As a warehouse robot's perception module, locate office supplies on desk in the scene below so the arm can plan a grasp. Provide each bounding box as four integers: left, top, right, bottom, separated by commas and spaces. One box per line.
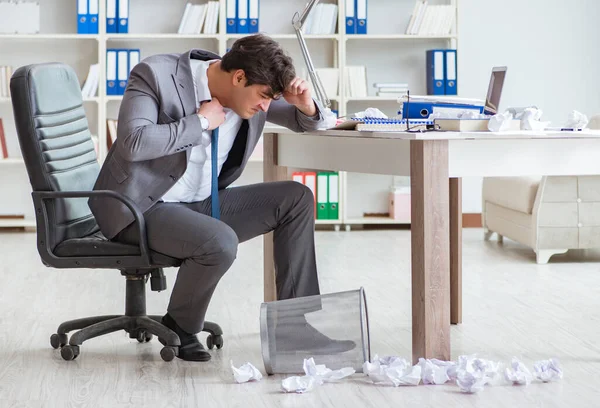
435, 118, 520, 131
403, 66, 507, 119
333, 117, 433, 131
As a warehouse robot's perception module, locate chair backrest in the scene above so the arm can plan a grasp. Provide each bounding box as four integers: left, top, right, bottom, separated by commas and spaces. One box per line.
10, 63, 100, 249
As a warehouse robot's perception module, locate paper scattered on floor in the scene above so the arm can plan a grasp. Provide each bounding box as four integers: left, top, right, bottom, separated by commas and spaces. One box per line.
281, 375, 317, 393
455, 354, 501, 393
363, 355, 421, 386
504, 357, 533, 386
533, 359, 563, 383
281, 358, 355, 393
418, 358, 457, 385
231, 361, 263, 383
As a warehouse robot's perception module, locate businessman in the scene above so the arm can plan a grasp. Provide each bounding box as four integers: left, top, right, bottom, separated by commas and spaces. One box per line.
89, 34, 354, 361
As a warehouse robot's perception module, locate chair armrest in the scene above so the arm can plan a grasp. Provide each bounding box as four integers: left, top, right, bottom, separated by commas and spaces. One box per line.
32, 190, 151, 267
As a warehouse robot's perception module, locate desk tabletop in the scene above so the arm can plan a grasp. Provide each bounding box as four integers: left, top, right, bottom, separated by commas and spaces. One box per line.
263, 124, 600, 141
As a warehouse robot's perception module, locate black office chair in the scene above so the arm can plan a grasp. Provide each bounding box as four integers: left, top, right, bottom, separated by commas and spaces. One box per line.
10, 62, 223, 361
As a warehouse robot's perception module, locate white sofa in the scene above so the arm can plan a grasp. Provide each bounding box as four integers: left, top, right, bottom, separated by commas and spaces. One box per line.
482, 114, 600, 264
482, 175, 600, 263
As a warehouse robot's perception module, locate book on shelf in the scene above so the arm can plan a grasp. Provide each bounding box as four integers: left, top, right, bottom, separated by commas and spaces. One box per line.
298, 67, 339, 99
77, 0, 99, 34
106, 119, 118, 149
0, 66, 13, 98
345, 66, 367, 98
81, 64, 99, 99
303, 3, 338, 35
374, 82, 408, 98
405, 1, 455, 36
178, 1, 220, 34
0, 118, 8, 159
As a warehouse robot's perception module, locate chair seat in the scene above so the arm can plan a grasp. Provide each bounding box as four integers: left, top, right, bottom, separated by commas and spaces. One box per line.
54, 231, 181, 268
482, 176, 542, 214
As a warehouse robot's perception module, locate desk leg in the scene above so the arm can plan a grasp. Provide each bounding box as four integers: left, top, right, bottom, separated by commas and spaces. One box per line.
450, 178, 463, 325
263, 133, 287, 302
410, 140, 450, 364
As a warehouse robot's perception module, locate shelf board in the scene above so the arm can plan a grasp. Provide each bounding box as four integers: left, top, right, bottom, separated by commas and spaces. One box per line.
345, 216, 409, 225
105, 96, 123, 102
346, 34, 456, 40
106, 34, 220, 40
0, 218, 36, 228
0, 34, 99, 40
0, 158, 24, 164
226, 34, 340, 40
316, 219, 342, 225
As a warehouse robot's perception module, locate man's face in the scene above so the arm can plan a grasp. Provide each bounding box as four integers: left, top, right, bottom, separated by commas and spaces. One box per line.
229, 71, 279, 119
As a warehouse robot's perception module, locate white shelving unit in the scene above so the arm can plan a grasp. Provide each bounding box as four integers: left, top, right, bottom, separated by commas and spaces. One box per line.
0, 0, 458, 229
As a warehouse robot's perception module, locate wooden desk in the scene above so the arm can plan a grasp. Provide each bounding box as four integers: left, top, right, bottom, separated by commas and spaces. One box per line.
262, 126, 600, 363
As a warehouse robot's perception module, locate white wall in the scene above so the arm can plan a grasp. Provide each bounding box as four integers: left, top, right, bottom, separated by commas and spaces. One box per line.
458, 0, 600, 212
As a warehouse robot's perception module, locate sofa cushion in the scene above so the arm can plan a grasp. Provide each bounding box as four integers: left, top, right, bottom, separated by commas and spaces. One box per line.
482, 176, 542, 214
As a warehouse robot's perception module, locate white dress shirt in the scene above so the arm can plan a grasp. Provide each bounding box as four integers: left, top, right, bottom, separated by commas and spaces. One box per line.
162, 59, 243, 203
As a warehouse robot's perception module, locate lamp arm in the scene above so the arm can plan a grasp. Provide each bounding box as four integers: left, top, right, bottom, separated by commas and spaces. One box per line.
292, 0, 331, 109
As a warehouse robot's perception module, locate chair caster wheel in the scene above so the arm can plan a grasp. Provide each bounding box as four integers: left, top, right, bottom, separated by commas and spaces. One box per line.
136, 331, 153, 343
160, 346, 178, 362
207, 334, 223, 350
50, 333, 68, 349
61, 345, 80, 361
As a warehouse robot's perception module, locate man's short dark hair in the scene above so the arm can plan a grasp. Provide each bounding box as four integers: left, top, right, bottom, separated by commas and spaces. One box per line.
221, 34, 296, 99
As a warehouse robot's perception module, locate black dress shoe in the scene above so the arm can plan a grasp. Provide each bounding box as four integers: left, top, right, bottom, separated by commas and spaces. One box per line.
161, 313, 211, 362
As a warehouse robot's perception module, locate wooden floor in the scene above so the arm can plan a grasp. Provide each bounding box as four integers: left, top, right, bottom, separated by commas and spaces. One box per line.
1, 228, 600, 407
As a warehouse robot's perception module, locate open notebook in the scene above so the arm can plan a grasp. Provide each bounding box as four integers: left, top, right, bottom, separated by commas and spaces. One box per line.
332, 117, 434, 132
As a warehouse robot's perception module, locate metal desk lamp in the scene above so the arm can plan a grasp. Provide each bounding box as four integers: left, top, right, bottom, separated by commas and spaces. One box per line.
292, 0, 331, 110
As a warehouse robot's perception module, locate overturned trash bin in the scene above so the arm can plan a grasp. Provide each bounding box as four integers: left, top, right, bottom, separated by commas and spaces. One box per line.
260, 287, 371, 375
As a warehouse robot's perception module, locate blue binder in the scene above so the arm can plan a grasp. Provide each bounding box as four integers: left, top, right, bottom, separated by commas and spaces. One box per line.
118, 0, 129, 33
402, 101, 483, 119
226, 0, 237, 33
426, 49, 446, 95
117, 50, 129, 95
237, 0, 249, 33
106, 0, 118, 33
106, 49, 118, 95
356, 0, 367, 34
345, 0, 356, 34
445, 49, 457, 95
249, 0, 259, 33
89, 0, 99, 34
77, 0, 88, 34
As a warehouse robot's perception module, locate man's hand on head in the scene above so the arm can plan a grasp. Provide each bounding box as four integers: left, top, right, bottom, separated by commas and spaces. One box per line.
283, 77, 317, 117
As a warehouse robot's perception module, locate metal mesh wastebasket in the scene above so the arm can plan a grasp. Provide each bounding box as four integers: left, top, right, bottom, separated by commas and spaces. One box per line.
260, 287, 371, 375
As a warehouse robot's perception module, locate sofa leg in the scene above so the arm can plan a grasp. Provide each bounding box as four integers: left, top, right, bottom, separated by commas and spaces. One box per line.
536, 249, 568, 264
497, 234, 504, 243
484, 228, 493, 241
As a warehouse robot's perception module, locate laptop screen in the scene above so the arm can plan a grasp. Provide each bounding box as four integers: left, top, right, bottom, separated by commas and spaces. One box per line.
484, 67, 507, 115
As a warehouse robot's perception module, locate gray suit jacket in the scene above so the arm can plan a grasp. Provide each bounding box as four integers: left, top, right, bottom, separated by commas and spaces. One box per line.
89, 49, 326, 239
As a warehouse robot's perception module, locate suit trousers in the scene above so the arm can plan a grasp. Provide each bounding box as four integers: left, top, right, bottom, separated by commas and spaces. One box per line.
114, 180, 320, 334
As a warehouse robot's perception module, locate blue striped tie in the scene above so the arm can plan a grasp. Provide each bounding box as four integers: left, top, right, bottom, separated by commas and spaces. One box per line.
211, 127, 220, 219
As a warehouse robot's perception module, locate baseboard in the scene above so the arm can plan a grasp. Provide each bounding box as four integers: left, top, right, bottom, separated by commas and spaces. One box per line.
462, 213, 482, 228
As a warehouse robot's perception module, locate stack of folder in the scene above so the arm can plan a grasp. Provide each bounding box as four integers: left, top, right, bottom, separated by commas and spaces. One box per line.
106, 0, 129, 34
226, 0, 259, 34
345, 0, 367, 34
77, 0, 99, 34
426, 49, 457, 96
292, 171, 339, 220
106, 49, 140, 96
